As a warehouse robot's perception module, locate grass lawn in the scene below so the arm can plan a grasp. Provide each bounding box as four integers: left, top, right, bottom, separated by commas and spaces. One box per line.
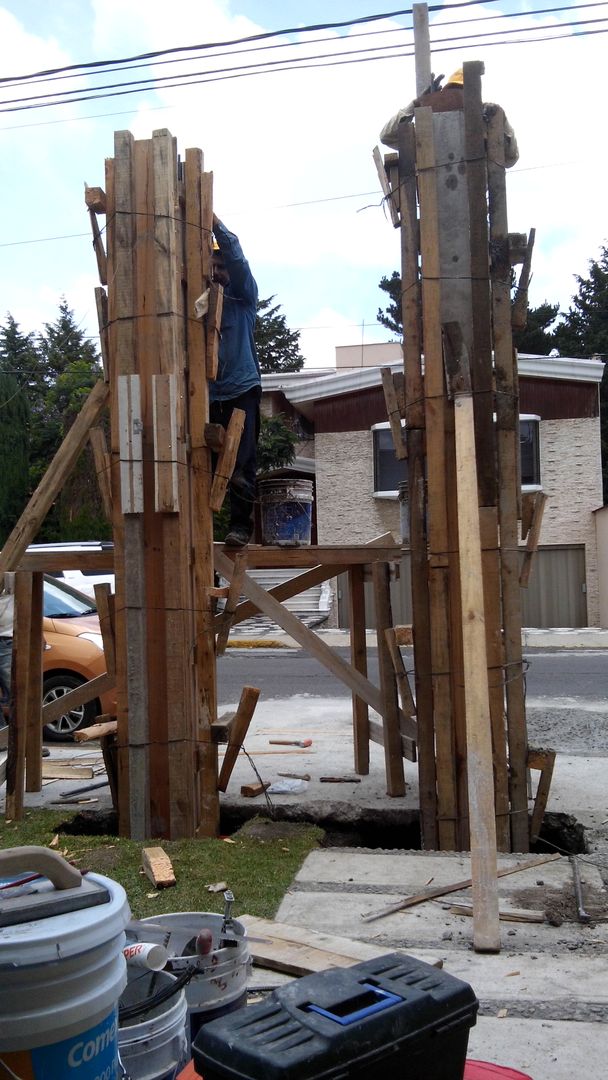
0, 810, 323, 920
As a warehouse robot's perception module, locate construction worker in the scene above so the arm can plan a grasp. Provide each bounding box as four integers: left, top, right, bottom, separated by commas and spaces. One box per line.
380, 68, 518, 167
210, 214, 261, 548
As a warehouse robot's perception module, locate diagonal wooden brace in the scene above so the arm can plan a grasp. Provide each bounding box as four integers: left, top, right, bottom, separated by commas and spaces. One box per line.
209, 407, 245, 512
384, 627, 416, 716
381, 367, 407, 460
215, 551, 248, 655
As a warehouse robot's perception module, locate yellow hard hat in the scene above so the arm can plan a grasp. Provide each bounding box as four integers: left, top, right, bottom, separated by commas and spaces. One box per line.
212, 238, 220, 252
445, 68, 463, 87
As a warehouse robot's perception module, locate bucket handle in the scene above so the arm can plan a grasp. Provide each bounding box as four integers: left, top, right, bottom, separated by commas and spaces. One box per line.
0, 846, 82, 890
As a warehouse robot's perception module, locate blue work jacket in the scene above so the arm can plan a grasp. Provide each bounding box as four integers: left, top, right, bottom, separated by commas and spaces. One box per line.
210, 219, 261, 402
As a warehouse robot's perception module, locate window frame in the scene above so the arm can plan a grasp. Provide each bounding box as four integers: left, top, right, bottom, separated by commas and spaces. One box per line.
371, 414, 541, 498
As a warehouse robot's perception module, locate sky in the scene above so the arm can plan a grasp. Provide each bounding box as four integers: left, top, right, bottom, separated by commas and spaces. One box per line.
0, 0, 606, 368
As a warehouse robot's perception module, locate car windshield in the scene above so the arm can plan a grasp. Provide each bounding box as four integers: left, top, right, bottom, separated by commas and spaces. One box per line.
43, 577, 97, 618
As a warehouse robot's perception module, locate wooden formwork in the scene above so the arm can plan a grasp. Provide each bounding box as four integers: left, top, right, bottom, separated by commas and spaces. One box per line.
379, 49, 533, 901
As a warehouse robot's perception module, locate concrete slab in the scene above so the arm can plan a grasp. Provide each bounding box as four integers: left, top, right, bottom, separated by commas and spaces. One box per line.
466, 1018, 607, 1080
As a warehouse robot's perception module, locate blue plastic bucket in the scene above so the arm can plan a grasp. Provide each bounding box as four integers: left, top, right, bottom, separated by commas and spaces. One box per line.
259, 479, 313, 546
0, 847, 129, 1079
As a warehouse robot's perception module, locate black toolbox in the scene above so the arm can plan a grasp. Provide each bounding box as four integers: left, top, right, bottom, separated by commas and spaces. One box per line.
192, 952, 478, 1080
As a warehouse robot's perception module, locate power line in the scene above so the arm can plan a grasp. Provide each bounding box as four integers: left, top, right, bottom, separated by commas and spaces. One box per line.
1, 17, 606, 115
0, 1, 500, 85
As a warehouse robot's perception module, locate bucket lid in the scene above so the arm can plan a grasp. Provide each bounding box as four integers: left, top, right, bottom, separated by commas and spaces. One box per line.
0, 872, 130, 967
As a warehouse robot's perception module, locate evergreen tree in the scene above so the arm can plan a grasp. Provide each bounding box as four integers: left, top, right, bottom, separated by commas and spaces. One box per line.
513, 302, 559, 355
377, 271, 403, 337
0, 370, 29, 544
257, 414, 298, 474
35, 300, 106, 540
255, 296, 304, 373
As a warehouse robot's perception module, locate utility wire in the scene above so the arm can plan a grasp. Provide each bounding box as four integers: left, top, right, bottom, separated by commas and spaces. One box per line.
6, 3, 604, 91
0, 0, 502, 85
1, 18, 606, 115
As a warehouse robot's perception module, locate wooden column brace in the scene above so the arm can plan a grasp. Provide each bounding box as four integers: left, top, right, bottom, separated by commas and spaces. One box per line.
94, 583, 116, 677
206, 283, 224, 380
95, 287, 110, 380
372, 146, 400, 228
25, 572, 44, 794
519, 492, 547, 588
380, 366, 407, 460
6, 573, 32, 817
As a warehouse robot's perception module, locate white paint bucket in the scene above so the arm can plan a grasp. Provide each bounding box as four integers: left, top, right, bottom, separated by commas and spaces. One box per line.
0, 846, 129, 1079
118, 969, 188, 1080
138, 912, 251, 1048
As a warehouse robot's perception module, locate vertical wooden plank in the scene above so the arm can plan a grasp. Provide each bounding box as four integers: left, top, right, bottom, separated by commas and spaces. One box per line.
117, 374, 144, 514
480, 507, 510, 850
453, 389, 500, 952
110, 128, 150, 840
5, 573, 31, 819
380, 367, 407, 459
428, 565, 458, 850
94, 583, 116, 678
25, 572, 43, 792
153, 373, 179, 512
185, 154, 218, 837
152, 128, 195, 840
95, 287, 110, 380
349, 564, 369, 775
463, 61, 496, 508
487, 107, 529, 853
372, 562, 406, 796
397, 122, 424, 431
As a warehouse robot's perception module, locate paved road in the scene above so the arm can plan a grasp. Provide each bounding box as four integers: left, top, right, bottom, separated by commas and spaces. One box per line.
218, 645, 608, 704
217, 646, 608, 755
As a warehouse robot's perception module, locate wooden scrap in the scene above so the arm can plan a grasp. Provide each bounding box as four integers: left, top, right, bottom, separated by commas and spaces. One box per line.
203, 423, 225, 452
142, 846, 176, 888
215, 551, 248, 655
240, 782, 270, 798
84, 184, 107, 213
41, 763, 94, 781
42, 672, 115, 728
74, 718, 118, 742
393, 625, 413, 647
528, 746, 556, 843
206, 282, 224, 379
448, 902, 545, 923
239, 915, 442, 977
372, 146, 400, 227
320, 776, 361, 784
87, 204, 107, 284
361, 853, 561, 922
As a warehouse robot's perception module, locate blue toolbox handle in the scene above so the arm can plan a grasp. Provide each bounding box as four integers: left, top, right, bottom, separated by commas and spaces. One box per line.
305, 984, 403, 1026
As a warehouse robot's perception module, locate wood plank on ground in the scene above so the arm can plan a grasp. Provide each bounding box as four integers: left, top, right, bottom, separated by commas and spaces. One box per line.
240, 916, 442, 976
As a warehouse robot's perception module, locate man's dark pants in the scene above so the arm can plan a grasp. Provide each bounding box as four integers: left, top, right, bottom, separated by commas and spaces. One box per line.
210, 385, 261, 534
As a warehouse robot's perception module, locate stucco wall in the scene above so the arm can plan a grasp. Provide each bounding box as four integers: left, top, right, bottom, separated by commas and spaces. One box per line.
314, 417, 603, 626
315, 430, 401, 545
536, 417, 602, 625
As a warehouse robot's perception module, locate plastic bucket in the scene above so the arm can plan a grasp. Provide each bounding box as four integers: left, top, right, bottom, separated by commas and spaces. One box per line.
118, 969, 188, 1080
259, 479, 313, 546
0, 846, 129, 1079
137, 913, 250, 1049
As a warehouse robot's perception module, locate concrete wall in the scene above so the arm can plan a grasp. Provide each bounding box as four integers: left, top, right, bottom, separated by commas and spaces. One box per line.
537, 417, 602, 625
313, 416, 604, 627
336, 342, 402, 369
594, 505, 608, 628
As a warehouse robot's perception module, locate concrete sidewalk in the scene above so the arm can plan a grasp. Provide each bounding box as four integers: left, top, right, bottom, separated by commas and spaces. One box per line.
228, 625, 608, 649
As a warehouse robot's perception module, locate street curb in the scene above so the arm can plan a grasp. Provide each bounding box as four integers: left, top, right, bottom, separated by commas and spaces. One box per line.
228, 628, 608, 649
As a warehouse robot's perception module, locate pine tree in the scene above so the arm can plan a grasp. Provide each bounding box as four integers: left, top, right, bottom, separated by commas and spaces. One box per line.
513, 302, 559, 355
377, 271, 403, 337
255, 297, 304, 373
0, 370, 29, 544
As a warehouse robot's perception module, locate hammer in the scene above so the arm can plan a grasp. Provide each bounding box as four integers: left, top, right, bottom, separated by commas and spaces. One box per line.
269, 738, 312, 748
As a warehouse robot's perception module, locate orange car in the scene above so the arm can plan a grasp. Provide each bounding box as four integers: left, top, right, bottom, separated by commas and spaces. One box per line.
42, 576, 116, 741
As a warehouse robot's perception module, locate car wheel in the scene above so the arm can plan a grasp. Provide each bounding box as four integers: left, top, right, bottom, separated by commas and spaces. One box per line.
42, 674, 98, 742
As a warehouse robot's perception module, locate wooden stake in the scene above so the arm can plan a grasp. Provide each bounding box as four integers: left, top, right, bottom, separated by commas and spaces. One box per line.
372, 563, 406, 796
210, 407, 245, 512
217, 685, 260, 792
349, 564, 370, 775
380, 367, 407, 459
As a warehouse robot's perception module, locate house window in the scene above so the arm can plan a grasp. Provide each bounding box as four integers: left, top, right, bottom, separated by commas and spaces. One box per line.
372, 416, 540, 495
372, 424, 407, 495
520, 416, 541, 487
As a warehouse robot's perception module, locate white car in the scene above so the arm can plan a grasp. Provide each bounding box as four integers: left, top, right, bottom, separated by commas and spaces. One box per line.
26, 541, 115, 599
